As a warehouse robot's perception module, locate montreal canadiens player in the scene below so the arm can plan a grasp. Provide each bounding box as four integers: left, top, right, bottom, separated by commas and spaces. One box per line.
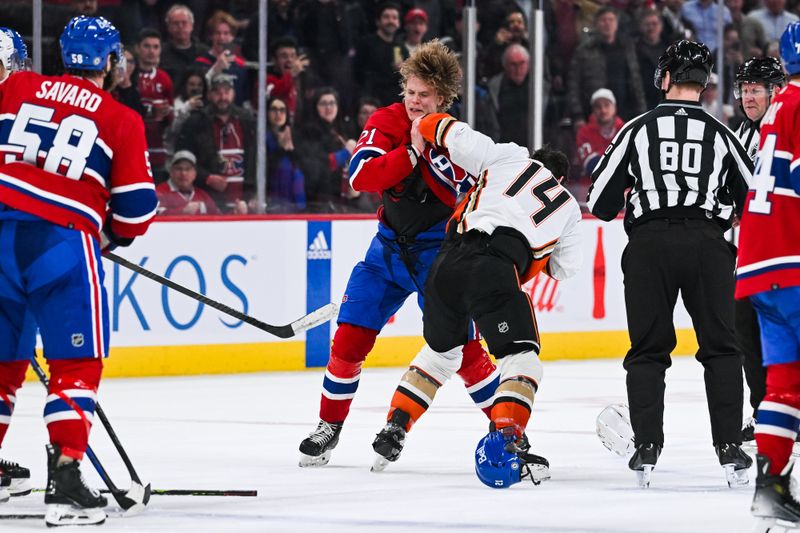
396, 112, 582, 488
299, 41, 501, 467
0, 16, 157, 526
737, 22, 800, 532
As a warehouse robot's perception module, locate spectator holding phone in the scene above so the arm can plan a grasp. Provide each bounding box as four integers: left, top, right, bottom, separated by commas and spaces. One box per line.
264, 37, 308, 119
166, 68, 207, 153
195, 10, 250, 105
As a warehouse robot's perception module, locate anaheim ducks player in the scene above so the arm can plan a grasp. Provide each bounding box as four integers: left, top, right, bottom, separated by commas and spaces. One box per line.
372, 112, 582, 487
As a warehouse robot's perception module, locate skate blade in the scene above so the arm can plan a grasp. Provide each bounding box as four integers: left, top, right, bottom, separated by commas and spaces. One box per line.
44, 504, 106, 527
298, 450, 332, 468
10, 478, 32, 497
750, 516, 800, 533
724, 464, 750, 488
371, 454, 390, 473
636, 465, 654, 488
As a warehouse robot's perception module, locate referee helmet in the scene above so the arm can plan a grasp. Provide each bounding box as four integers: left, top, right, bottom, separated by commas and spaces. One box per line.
654, 40, 713, 90
734, 57, 786, 98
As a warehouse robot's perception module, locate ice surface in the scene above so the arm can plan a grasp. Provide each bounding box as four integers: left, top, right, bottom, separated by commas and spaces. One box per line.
0, 356, 758, 532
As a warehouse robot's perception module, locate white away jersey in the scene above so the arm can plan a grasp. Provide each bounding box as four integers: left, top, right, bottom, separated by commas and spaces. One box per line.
419, 114, 582, 282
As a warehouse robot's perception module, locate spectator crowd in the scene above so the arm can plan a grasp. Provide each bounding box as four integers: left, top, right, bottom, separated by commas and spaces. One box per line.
2, 0, 798, 214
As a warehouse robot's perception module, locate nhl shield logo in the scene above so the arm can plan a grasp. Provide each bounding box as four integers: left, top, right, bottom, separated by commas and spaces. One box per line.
498, 322, 509, 333
71, 333, 85, 348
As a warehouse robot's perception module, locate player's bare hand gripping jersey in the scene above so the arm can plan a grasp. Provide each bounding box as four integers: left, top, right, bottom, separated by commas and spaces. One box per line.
0, 72, 157, 240
736, 81, 800, 298
418, 114, 583, 282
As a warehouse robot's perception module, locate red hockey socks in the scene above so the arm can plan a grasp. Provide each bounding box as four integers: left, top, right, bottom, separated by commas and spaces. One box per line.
45, 358, 103, 461
319, 324, 377, 424
0, 360, 30, 447
457, 340, 499, 419
755, 361, 800, 475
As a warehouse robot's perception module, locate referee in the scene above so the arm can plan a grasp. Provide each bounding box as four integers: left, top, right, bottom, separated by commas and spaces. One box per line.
587, 40, 754, 487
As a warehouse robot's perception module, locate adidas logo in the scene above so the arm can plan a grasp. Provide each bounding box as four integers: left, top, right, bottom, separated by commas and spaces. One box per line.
675, 108, 688, 116
307, 231, 331, 260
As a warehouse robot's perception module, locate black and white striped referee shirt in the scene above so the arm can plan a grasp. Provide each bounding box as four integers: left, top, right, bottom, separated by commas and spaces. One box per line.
587, 100, 754, 232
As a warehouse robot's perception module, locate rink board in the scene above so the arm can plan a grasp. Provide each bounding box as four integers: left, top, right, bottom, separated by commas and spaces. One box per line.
32, 216, 698, 378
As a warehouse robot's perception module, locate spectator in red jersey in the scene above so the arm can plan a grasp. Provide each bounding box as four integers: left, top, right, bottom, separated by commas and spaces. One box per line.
267, 96, 306, 212
402, 8, 429, 56
575, 88, 624, 182
156, 150, 221, 216
160, 4, 210, 84
135, 28, 174, 183
195, 10, 250, 105
264, 37, 308, 119
175, 73, 255, 214
297, 87, 356, 211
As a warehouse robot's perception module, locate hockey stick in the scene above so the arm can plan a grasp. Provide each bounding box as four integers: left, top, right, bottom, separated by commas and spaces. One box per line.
31, 488, 257, 497
104, 252, 338, 339
29, 357, 151, 513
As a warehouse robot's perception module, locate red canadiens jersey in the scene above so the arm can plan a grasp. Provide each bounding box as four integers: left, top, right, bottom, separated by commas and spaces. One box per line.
0, 72, 157, 240
137, 67, 174, 169
735, 81, 800, 298
156, 181, 220, 215
347, 103, 474, 209
576, 115, 624, 179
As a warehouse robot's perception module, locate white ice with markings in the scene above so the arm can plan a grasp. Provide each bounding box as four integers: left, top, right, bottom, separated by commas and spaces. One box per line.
0, 357, 763, 532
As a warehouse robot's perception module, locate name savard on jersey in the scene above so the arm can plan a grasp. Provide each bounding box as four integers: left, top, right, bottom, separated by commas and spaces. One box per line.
0, 71, 157, 240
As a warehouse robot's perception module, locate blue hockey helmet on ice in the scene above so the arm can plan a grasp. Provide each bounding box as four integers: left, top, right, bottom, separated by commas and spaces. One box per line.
59, 16, 123, 72
780, 22, 800, 76
475, 431, 522, 489
0, 27, 29, 72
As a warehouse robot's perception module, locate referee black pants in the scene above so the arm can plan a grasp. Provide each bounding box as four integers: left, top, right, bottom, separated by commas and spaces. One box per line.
622, 218, 743, 447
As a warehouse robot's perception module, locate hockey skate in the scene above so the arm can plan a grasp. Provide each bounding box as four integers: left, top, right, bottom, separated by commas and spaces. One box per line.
628, 442, 661, 488
751, 455, 800, 533
44, 444, 107, 527
299, 420, 343, 467
717, 443, 753, 488
371, 410, 409, 472
0, 457, 31, 496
